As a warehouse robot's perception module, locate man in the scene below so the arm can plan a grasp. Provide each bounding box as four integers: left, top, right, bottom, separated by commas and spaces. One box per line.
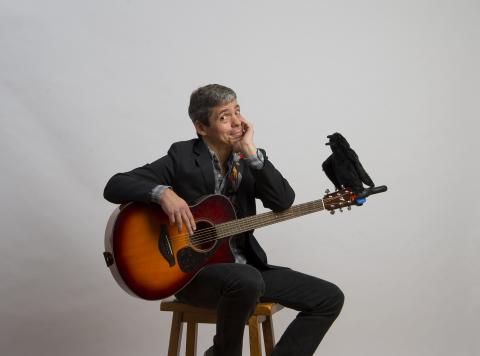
104, 84, 344, 356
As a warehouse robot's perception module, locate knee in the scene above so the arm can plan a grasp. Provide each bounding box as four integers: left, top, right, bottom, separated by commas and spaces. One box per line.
332, 284, 345, 311
325, 283, 345, 316
311, 282, 345, 317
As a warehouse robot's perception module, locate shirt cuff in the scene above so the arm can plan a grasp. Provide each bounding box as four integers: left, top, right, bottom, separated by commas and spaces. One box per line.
150, 185, 171, 204
244, 149, 264, 170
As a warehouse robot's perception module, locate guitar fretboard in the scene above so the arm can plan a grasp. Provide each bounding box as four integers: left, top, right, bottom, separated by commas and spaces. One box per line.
215, 199, 325, 238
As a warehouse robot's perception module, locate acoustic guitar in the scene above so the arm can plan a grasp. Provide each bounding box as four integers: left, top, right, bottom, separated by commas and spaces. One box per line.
103, 186, 386, 300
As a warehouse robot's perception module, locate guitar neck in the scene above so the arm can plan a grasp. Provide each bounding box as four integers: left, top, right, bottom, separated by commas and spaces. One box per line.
215, 199, 325, 238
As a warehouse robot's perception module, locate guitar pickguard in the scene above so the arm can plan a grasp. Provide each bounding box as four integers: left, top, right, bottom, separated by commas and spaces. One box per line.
177, 246, 216, 273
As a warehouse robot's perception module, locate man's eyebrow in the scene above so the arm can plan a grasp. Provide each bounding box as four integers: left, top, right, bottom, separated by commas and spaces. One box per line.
216, 104, 240, 117
217, 109, 230, 116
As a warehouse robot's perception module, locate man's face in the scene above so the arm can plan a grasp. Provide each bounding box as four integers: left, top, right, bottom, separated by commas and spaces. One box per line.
196, 99, 244, 148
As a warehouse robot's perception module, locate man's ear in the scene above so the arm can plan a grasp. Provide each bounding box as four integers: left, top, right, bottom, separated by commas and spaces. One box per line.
195, 121, 207, 137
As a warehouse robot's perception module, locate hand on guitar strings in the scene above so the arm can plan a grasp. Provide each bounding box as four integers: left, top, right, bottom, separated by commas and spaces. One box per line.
158, 188, 196, 235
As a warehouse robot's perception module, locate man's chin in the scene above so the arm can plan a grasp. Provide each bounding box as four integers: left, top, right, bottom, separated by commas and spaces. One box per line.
227, 138, 240, 146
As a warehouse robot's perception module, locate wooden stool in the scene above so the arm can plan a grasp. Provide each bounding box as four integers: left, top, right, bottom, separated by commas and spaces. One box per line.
160, 300, 283, 356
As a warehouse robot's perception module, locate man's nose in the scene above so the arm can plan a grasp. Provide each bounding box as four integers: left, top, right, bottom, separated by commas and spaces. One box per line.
231, 114, 241, 127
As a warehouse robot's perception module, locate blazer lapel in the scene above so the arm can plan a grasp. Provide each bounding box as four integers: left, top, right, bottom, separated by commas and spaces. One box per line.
193, 139, 215, 193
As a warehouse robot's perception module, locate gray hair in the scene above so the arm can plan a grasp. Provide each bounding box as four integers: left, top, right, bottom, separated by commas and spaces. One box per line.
188, 84, 237, 126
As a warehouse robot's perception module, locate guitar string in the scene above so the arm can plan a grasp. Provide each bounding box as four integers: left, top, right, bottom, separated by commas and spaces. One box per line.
164, 193, 351, 246
185, 195, 351, 246
169, 198, 327, 245
167, 194, 349, 246
188, 201, 324, 245
174, 202, 318, 246
189, 204, 323, 247
182, 192, 351, 245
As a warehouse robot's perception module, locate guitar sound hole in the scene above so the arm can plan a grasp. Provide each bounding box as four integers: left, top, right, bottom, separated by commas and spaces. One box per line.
190, 221, 216, 251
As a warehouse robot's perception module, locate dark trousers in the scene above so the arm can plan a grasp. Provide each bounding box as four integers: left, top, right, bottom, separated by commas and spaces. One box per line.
175, 263, 344, 356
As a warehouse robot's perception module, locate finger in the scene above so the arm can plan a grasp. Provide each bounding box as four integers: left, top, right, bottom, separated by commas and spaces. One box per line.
186, 209, 196, 231
241, 121, 251, 135
174, 211, 183, 233
168, 212, 175, 225
240, 117, 251, 127
181, 210, 193, 235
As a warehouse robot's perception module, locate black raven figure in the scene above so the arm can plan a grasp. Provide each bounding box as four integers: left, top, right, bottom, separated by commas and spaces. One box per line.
322, 132, 374, 194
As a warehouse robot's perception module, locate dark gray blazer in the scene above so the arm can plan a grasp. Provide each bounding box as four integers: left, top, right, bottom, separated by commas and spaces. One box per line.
103, 138, 295, 269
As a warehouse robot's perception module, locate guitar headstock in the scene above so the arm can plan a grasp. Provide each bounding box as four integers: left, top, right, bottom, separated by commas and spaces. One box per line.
323, 188, 356, 214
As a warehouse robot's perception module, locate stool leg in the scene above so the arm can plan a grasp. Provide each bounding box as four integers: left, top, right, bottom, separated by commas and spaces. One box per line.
248, 316, 262, 356
262, 315, 275, 356
168, 311, 183, 356
186, 322, 198, 356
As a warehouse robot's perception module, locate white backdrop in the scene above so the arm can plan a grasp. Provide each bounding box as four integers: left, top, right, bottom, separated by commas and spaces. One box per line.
1, 1, 479, 355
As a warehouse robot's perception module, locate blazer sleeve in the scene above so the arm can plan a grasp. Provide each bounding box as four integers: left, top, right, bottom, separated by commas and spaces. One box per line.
103, 145, 177, 204
251, 149, 295, 212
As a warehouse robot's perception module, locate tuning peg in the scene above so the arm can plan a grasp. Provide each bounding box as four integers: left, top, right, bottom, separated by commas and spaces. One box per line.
347, 206, 351, 211
339, 208, 343, 212
330, 210, 335, 215
325, 189, 330, 194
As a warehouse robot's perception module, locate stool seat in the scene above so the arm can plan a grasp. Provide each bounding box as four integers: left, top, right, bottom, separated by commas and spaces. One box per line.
160, 300, 283, 356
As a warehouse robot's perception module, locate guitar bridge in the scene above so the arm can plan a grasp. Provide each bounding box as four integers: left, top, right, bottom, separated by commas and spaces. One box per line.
158, 224, 175, 267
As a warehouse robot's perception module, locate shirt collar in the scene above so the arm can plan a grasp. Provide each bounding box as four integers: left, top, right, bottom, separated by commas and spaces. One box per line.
203, 141, 241, 167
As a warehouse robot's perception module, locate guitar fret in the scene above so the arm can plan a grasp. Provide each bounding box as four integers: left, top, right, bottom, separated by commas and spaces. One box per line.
216, 199, 325, 238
